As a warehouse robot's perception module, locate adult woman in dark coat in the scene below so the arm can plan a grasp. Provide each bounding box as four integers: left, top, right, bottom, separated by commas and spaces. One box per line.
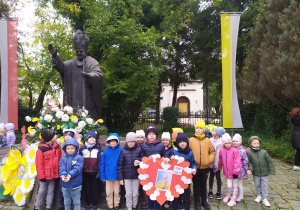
290, 107, 300, 170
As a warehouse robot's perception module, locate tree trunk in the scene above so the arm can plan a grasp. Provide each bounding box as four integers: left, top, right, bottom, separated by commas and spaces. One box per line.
34, 80, 50, 112
155, 80, 162, 125
205, 82, 210, 118
28, 88, 33, 109
172, 82, 178, 107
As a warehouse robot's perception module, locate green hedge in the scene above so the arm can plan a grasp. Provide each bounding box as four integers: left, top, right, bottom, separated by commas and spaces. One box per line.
162, 106, 179, 133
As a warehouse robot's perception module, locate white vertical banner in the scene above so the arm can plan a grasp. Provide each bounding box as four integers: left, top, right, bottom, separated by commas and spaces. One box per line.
221, 13, 243, 129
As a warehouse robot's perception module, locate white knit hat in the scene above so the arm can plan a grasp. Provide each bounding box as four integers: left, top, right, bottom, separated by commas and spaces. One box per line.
136, 130, 145, 138
161, 132, 171, 140
233, 133, 242, 144
222, 133, 232, 144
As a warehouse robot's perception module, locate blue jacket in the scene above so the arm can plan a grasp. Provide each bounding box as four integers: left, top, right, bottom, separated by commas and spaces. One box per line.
59, 138, 84, 190
79, 143, 101, 173
172, 150, 197, 169
141, 139, 165, 158
117, 143, 142, 180
100, 133, 122, 180
0, 134, 7, 148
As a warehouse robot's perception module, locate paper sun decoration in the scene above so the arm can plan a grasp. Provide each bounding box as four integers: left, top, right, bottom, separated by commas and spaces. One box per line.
138, 154, 193, 205
0, 144, 38, 206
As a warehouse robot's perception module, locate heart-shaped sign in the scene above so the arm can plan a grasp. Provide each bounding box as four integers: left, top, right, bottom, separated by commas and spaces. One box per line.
138, 154, 193, 205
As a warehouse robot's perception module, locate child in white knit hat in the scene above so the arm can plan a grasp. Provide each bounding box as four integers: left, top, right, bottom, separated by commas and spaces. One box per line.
232, 133, 249, 203
136, 130, 145, 147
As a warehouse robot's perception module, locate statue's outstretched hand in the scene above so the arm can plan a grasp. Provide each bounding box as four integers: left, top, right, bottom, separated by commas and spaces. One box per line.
48, 44, 57, 58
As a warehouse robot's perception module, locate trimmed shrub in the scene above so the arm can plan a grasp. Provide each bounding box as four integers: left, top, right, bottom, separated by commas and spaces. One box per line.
162, 106, 179, 133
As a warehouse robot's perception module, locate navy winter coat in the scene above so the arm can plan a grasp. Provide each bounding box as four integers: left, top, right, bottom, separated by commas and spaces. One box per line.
165, 146, 174, 158
141, 139, 165, 158
59, 138, 84, 190
79, 143, 101, 173
292, 115, 300, 149
117, 143, 142, 180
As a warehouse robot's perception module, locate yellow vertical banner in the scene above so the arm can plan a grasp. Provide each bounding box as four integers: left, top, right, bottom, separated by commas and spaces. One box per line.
221, 13, 243, 129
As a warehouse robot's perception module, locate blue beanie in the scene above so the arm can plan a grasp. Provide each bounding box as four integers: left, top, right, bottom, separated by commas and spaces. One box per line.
176, 133, 189, 144
205, 127, 209, 136
86, 131, 97, 141
215, 127, 226, 137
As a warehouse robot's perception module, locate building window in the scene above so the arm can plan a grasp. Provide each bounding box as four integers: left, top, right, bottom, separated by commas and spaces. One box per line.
176, 96, 190, 114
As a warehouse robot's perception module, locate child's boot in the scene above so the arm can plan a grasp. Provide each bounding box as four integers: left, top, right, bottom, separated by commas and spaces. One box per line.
208, 191, 214, 199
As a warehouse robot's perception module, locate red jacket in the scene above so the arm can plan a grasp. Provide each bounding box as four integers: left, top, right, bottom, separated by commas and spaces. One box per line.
36, 141, 61, 180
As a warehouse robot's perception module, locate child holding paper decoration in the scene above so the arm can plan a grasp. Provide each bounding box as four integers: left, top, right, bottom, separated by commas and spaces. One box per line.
171, 133, 197, 210
232, 133, 249, 203
218, 133, 241, 207
136, 125, 165, 210
117, 132, 142, 210
208, 126, 226, 200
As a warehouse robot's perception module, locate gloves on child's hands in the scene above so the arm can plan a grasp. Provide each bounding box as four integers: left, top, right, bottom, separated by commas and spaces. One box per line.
233, 174, 238, 179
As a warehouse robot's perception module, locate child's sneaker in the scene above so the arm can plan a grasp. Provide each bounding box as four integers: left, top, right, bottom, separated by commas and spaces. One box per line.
208, 191, 214, 199
255, 195, 262, 203
262, 199, 271, 207
236, 196, 244, 202
215, 192, 222, 200
227, 199, 236, 206
223, 195, 230, 203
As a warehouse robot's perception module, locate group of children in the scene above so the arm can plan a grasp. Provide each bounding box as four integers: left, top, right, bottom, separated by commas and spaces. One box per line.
34, 120, 275, 210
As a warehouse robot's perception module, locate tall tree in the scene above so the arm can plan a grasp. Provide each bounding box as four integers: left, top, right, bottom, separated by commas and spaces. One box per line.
240, 0, 300, 110
18, 2, 73, 111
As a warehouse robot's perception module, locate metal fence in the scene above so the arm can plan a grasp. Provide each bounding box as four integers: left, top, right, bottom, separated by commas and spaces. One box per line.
134, 113, 222, 130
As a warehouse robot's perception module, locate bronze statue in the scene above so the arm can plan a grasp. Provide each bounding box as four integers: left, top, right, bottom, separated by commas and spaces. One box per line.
48, 29, 103, 120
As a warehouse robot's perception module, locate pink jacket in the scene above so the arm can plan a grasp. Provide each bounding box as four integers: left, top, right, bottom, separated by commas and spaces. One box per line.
218, 146, 241, 179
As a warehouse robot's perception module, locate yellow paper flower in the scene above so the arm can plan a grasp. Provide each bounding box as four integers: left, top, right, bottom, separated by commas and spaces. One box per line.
18, 156, 28, 176
2, 178, 14, 195
57, 125, 61, 129
96, 119, 104, 123
6, 149, 22, 171
13, 186, 27, 206
70, 115, 77, 120
20, 174, 35, 194
32, 117, 39, 122
60, 136, 65, 143
27, 162, 37, 178
1, 164, 12, 182
27, 126, 35, 133
25, 144, 38, 164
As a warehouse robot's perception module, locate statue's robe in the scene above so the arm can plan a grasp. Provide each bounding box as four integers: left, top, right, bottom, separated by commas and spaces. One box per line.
52, 56, 103, 120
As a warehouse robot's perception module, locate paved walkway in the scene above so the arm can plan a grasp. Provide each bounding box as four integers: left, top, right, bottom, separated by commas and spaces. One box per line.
0, 145, 299, 209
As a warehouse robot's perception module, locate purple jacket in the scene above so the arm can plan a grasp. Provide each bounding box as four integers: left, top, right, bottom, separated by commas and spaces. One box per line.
236, 145, 249, 179
6, 131, 16, 146
218, 146, 241, 179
